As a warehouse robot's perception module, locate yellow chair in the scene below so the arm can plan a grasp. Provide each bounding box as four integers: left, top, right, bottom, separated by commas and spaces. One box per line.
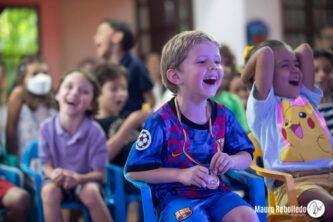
248, 133, 306, 222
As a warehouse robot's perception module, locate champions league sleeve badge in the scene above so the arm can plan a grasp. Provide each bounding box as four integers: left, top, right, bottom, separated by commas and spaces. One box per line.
136, 129, 152, 150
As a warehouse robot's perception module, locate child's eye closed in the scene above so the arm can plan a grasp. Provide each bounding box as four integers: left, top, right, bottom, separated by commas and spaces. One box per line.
79, 89, 89, 94
66, 84, 73, 89
281, 63, 290, 68
294, 62, 300, 68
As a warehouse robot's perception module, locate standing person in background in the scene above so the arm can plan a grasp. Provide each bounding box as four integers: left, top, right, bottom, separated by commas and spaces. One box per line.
6, 55, 57, 162
94, 18, 155, 113
314, 48, 333, 137
212, 44, 249, 132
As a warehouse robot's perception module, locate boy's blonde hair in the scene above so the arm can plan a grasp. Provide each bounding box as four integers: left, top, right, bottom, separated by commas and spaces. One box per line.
160, 30, 219, 93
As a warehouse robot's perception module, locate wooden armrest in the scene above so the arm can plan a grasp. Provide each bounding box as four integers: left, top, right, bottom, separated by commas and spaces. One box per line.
251, 161, 298, 207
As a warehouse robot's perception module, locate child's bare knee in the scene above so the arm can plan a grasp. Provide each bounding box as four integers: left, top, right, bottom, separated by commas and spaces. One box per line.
41, 183, 62, 204
78, 183, 102, 207
322, 199, 333, 221
6, 187, 30, 211
222, 206, 259, 222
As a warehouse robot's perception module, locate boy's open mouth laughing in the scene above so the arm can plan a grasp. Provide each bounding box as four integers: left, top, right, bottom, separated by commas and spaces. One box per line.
203, 76, 217, 85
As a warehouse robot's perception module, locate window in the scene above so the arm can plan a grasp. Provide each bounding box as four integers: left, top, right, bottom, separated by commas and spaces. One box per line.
282, 0, 333, 48
135, 0, 193, 58
0, 6, 39, 90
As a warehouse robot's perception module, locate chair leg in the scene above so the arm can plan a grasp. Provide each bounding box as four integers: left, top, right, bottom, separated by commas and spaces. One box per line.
83, 208, 92, 222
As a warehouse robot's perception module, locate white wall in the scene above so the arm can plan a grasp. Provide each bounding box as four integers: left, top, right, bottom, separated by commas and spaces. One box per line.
244, 0, 283, 42
193, 0, 283, 67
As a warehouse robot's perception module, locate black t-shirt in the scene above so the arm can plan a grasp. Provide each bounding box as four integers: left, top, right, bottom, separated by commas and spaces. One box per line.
95, 114, 140, 167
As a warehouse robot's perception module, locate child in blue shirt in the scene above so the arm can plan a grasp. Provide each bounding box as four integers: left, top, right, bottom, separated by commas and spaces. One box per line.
126, 30, 258, 222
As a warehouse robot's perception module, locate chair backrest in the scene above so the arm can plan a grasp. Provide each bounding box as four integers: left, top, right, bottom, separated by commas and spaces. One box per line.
20, 141, 44, 222
106, 163, 127, 222
248, 133, 303, 222
248, 133, 277, 207
123, 163, 158, 222
0, 164, 23, 187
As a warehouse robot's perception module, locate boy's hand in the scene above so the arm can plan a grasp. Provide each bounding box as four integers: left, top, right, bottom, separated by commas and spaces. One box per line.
63, 170, 80, 189
178, 165, 209, 188
51, 168, 65, 186
62, 170, 80, 190
210, 152, 234, 175
127, 109, 153, 128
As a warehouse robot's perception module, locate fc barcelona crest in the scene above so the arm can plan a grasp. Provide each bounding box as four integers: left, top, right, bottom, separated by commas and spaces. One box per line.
175, 207, 192, 221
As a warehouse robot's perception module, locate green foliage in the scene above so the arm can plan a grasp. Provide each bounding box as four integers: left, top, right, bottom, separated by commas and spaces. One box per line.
0, 8, 39, 90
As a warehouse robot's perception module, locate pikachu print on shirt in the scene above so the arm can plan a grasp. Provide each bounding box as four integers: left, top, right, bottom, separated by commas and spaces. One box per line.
277, 96, 333, 162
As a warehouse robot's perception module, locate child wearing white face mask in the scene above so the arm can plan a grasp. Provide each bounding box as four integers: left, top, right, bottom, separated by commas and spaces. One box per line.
6, 55, 57, 163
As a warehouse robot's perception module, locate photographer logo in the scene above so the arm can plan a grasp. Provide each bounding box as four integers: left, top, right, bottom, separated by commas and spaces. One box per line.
307, 200, 325, 218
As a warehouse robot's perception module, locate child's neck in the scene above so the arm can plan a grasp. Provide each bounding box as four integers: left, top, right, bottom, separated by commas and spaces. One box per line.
176, 96, 211, 125
59, 113, 85, 136
106, 47, 125, 64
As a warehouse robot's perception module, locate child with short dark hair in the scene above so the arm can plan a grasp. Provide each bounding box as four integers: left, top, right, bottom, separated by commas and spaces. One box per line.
39, 70, 112, 222
94, 63, 152, 165
242, 40, 333, 221
126, 30, 258, 222
314, 48, 333, 137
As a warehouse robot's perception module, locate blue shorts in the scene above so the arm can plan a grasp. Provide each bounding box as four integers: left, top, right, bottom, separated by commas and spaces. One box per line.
159, 192, 252, 222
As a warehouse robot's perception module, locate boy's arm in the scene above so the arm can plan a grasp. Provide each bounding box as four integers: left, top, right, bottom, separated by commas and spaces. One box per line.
294, 43, 314, 91
127, 166, 209, 188
43, 161, 55, 179
69, 169, 105, 183
107, 109, 152, 161
241, 46, 274, 100
230, 151, 252, 170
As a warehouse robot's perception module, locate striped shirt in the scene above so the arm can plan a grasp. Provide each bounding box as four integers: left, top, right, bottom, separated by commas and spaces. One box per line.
318, 101, 333, 137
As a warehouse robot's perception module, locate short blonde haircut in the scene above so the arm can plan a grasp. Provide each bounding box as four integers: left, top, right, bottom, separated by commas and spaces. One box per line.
160, 30, 219, 93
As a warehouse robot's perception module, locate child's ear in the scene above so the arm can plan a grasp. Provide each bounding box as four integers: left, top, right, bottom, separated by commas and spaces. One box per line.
55, 92, 60, 102
166, 69, 183, 85
112, 31, 124, 44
